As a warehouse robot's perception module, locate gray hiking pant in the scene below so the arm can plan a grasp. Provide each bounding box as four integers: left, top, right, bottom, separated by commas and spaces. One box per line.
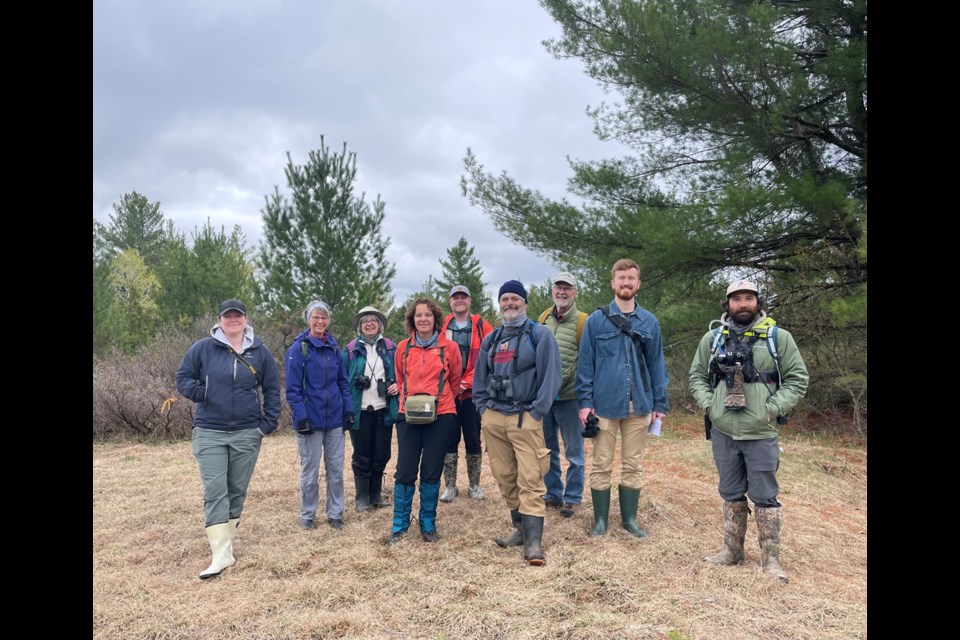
296, 429, 345, 523
192, 427, 263, 526
711, 428, 781, 507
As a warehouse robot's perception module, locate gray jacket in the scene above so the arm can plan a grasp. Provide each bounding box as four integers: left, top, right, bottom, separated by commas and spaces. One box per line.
472, 319, 562, 421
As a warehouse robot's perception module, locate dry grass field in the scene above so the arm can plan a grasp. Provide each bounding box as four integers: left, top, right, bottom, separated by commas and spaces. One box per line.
93, 417, 866, 640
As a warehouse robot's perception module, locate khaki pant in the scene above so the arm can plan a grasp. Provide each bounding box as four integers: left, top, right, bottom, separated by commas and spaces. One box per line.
590, 408, 651, 491
481, 409, 551, 517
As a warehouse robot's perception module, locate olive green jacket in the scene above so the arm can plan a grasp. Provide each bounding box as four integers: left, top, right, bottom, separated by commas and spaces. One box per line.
688, 314, 809, 440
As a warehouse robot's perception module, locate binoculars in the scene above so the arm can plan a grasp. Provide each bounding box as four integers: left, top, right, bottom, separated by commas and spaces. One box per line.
488, 375, 514, 400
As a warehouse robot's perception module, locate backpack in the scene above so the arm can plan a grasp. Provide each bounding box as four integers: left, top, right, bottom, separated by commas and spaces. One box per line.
538, 308, 587, 345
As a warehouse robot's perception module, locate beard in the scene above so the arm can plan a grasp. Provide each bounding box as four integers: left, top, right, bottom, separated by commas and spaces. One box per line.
501, 307, 523, 323
553, 297, 573, 312
614, 286, 635, 301
732, 308, 757, 325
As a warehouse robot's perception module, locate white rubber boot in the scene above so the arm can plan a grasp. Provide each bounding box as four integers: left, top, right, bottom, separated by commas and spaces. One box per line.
199, 522, 236, 580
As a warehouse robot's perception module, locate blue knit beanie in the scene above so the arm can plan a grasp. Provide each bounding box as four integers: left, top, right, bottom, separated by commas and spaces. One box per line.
498, 280, 528, 302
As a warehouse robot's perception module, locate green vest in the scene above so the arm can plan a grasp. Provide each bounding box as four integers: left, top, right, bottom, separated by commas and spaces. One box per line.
540, 303, 586, 400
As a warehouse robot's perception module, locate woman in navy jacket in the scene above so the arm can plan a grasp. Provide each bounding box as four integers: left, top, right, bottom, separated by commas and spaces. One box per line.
285, 300, 353, 531
176, 299, 281, 579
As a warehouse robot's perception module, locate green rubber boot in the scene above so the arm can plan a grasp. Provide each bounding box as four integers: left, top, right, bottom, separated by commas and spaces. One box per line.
589, 488, 610, 537
618, 486, 648, 539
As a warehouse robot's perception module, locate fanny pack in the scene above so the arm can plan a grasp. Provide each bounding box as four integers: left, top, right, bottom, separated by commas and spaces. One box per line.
402, 342, 445, 424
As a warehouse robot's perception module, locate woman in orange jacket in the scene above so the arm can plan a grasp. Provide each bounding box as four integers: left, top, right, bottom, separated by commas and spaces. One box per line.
387, 297, 462, 544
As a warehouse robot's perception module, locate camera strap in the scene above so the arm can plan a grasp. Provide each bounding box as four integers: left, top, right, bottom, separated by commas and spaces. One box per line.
599, 305, 650, 390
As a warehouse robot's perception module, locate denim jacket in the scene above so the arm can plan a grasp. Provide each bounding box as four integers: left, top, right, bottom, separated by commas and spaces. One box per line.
576, 299, 669, 418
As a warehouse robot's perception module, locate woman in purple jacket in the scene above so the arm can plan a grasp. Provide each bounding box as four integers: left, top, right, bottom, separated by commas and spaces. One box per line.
285, 300, 354, 530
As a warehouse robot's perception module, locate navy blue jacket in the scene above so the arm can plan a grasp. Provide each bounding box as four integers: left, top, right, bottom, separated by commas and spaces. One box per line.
285, 330, 352, 431
176, 333, 282, 433
576, 299, 670, 418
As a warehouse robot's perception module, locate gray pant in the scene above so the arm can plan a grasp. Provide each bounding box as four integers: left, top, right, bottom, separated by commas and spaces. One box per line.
711, 429, 780, 507
296, 429, 345, 523
192, 427, 263, 526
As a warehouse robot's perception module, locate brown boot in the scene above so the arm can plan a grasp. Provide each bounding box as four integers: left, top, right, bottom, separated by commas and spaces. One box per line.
756, 506, 789, 583
704, 500, 748, 565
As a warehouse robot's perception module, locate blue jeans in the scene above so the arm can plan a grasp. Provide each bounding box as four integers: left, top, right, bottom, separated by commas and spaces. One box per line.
541, 399, 585, 505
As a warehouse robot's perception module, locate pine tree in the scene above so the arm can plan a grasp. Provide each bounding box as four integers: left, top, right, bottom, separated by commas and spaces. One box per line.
98, 191, 167, 266
433, 237, 495, 320
257, 136, 396, 342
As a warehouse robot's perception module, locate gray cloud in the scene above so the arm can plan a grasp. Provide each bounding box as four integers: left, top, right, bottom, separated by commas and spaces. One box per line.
94, 0, 629, 305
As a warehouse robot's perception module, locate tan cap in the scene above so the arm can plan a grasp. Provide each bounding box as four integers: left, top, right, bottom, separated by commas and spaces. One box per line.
449, 285, 471, 297
726, 279, 759, 297
552, 272, 577, 287
352, 305, 388, 333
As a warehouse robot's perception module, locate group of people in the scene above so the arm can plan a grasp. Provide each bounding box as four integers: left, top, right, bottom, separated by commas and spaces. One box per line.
175, 258, 808, 583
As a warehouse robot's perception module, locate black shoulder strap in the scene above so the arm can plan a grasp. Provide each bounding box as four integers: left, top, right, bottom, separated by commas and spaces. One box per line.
598, 305, 649, 390
475, 315, 488, 340
228, 346, 257, 376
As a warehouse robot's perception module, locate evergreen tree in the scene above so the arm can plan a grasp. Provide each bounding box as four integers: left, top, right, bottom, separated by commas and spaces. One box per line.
433, 237, 496, 320
155, 220, 255, 327
98, 191, 167, 266
257, 136, 396, 343
461, 0, 867, 415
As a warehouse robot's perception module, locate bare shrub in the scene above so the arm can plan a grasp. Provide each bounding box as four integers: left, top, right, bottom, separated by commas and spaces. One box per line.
93, 313, 292, 442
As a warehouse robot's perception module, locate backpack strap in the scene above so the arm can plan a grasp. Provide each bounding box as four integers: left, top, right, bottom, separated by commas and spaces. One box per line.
300, 340, 309, 388
576, 311, 587, 346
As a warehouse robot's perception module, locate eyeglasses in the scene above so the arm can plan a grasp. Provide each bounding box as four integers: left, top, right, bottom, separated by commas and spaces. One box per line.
361, 318, 379, 325
553, 285, 575, 292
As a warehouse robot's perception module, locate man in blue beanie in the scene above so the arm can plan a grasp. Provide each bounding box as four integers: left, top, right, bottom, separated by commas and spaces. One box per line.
473, 280, 562, 566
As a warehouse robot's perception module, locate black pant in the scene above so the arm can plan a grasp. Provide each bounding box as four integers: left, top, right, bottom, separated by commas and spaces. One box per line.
395, 413, 457, 485
445, 397, 482, 455
349, 409, 393, 479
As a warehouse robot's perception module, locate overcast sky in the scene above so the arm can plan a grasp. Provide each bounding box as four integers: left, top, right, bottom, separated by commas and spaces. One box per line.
93, 0, 629, 306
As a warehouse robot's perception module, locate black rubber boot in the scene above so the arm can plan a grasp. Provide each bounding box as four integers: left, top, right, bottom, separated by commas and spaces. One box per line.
354, 474, 372, 512
520, 514, 546, 566
369, 472, 389, 508
494, 509, 523, 547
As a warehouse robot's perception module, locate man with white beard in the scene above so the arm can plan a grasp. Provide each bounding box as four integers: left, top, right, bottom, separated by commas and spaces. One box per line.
537, 273, 588, 518
473, 280, 562, 566
576, 259, 669, 540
